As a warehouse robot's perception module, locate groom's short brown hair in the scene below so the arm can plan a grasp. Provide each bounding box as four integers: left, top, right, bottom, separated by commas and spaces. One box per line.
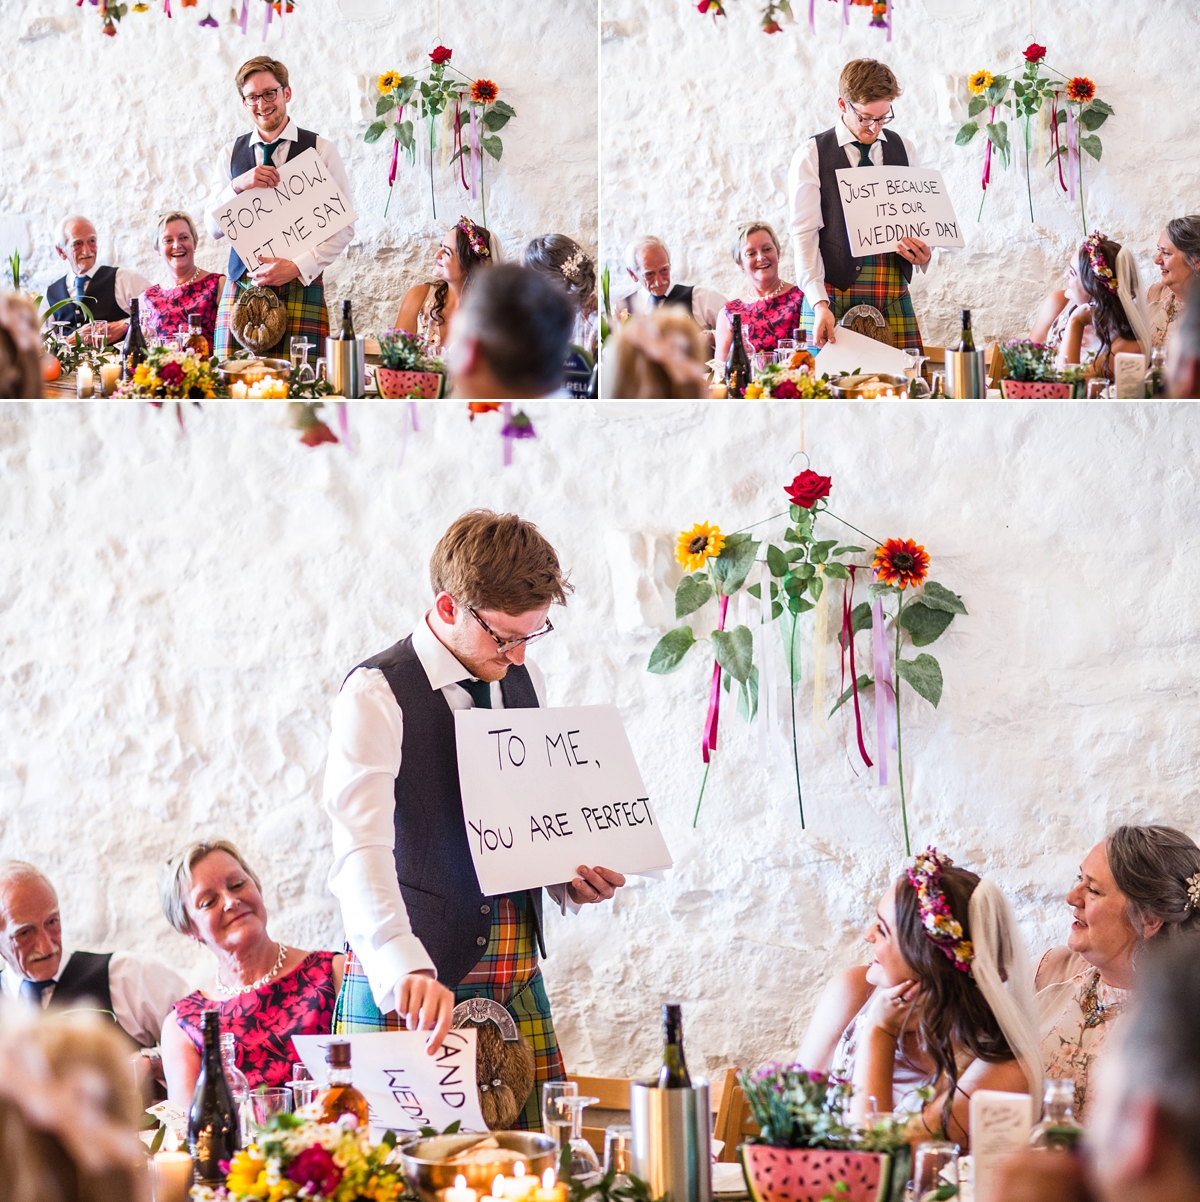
235, 56, 289, 96
430, 510, 571, 614
839, 59, 901, 105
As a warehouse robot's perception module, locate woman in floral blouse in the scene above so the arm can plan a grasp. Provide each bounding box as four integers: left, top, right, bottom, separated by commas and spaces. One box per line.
1147, 217, 1200, 350
158, 839, 344, 1104
139, 212, 224, 355
715, 222, 805, 367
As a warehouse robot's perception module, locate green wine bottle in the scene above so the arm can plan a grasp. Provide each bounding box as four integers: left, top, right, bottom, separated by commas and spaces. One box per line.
657, 1003, 692, 1088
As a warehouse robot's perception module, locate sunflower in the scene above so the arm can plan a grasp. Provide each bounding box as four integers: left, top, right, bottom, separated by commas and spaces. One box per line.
967, 69, 994, 96
470, 79, 498, 104
872, 538, 930, 590
676, 522, 726, 573
1066, 76, 1095, 104
377, 70, 402, 93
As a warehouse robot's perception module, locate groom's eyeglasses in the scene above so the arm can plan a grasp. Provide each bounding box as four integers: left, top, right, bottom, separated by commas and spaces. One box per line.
848, 103, 895, 128
466, 606, 554, 654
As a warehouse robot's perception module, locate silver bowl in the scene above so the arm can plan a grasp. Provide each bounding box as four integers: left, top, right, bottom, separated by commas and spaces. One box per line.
216, 357, 292, 384
828, 372, 908, 398
397, 1131, 558, 1202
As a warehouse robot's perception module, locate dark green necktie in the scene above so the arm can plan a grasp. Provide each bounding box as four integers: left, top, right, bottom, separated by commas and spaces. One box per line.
457, 678, 492, 709
261, 139, 283, 166
852, 140, 874, 167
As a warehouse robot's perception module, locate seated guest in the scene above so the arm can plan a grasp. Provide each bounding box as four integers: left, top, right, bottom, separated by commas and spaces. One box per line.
616, 236, 725, 336
395, 217, 497, 352
158, 839, 344, 1103
1060, 232, 1154, 378
608, 310, 709, 398
797, 848, 1040, 1148
714, 222, 805, 365
45, 215, 150, 342
1148, 216, 1200, 351
1035, 824, 1200, 1123
0, 859, 187, 1047
1168, 277, 1200, 398
1029, 248, 1103, 369
139, 211, 225, 354
998, 934, 1200, 1202
0, 1009, 145, 1202
0, 291, 44, 399
523, 234, 599, 357
444, 263, 574, 399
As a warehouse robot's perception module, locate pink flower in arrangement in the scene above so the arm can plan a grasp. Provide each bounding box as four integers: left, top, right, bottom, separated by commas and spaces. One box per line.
286, 1146, 343, 1195
198, 11, 217, 23
772, 378, 799, 396
1023, 43, 1046, 62
429, 45, 453, 65
159, 360, 185, 388
762, 16, 782, 31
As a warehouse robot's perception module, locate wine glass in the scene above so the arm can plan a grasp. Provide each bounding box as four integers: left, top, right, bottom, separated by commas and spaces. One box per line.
555, 1095, 601, 1177
542, 1081, 577, 1149
290, 335, 315, 382
904, 348, 930, 398
91, 320, 108, 351
250, 1088, 293, 1129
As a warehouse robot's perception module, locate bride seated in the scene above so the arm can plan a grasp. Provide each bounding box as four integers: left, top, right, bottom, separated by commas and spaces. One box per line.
394, 217, 496, 352
797, 849, 1041, 1148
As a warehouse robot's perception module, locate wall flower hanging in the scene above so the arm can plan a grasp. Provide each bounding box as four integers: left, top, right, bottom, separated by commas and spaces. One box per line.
697, 0, 893, 39
648, 467, 966, 851
83, 0, 291, 38
955, 43, 1113, 233
366, 46, 516, 225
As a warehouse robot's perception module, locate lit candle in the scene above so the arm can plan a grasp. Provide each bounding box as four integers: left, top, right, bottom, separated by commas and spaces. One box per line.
445, 1174, 478, 1202
493, 1175, 506, 1200
76, 362, 93, 398
542, 1171, 556, 1191
99, 362, 120, 397
229, 380, 248, 398
150, 1149, 193, 1202
502, 1165, 537, 1200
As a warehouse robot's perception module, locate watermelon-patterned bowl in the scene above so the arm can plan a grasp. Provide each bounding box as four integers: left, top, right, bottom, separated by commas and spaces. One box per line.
999, 378, 1073, 398
376, 367, 444, 398
740, 1144, 893, 1202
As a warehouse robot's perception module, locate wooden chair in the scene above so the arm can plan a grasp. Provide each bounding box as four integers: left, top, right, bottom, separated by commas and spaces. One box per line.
566, 1069, 748, 1161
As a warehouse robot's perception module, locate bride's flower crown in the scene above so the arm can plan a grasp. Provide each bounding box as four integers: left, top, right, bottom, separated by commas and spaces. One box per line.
908, 847, 974, 973
457, 215, 492, 262
1081, 230, 1118, 295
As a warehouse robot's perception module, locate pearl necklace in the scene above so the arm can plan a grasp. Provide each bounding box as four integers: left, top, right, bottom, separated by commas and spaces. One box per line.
215, 942, 288, 997
169, 266, 202, 290
741, 279, 791, 303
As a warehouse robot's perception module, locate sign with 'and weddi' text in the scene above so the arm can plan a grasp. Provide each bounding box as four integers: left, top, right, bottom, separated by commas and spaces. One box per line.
455, 704, 674, 896
835, 165, 965, 257
208, 146, 355, 272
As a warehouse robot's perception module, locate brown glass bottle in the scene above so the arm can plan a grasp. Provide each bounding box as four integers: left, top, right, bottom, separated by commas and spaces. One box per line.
317, 1040, 370, 1128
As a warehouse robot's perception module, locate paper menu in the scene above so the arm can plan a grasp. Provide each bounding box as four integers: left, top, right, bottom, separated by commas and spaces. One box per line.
969, 1089, 1033, 1202
812, 326, 913, 378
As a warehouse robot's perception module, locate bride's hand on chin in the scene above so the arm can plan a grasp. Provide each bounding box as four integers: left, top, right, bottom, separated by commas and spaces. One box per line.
865, 979, 922, 1037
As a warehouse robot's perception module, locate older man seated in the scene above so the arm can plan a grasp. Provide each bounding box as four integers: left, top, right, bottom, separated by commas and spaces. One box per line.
616, 236, 725, 337
0, 859, 187, 1047
45, 215, 150, 342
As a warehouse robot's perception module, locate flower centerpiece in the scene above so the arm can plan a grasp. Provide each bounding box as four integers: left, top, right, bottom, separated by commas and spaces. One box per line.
744, 365, 834, 399
114, 346, 218, 398
996, 339, 1081, 397
737, 1063, 913, 1202
375, 328, 444, 398
956, 43, 1113, 231
190, 1111, 407, 1202
367, 47, 516, 223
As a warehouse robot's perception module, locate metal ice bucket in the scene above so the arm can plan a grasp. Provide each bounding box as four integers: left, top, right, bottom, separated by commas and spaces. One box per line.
945, 349, 986, 398
326, 335, 366, 398
631, 1079, 711, 1202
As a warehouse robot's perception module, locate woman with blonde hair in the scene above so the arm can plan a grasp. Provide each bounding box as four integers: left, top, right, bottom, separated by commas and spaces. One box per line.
610, 308, 709, 398
714, 222, 805, 366
138, 211, 224, 353
522, 234, 598, 356
158, 838, 344, 1105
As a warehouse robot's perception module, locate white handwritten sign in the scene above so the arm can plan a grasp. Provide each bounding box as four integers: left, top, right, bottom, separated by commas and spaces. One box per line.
291, 1030, 488, 1134
455, 704, 674, 896
208, 147, 356, 273
834, 166, 964, 258
969, 1089, 1033, 1202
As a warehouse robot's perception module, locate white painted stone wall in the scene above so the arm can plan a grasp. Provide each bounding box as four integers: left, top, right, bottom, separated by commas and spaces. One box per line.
2, 400, 1199, 1082
601, 0, 1200, 349
0, 0, 596, 338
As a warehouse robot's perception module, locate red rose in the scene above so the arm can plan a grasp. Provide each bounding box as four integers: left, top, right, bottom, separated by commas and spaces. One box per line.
773, 379, 799, 398
784, 469, 832, 509
159, 360, 184, 388
1022, 43, 1046, 62
300, 421, 339, 446
429, 45, 452, 64
697, 1, 709, 11
286, 1146, 342, 1195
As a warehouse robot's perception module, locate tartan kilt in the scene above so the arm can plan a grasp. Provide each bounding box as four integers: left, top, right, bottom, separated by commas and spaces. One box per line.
334, 900, 564, 1131
801, 252, 923, 351
213, 274, 329, 360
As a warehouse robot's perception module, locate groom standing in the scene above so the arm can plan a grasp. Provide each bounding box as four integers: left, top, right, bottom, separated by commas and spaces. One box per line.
206, 56, 355, 359
787, 58, 932, 349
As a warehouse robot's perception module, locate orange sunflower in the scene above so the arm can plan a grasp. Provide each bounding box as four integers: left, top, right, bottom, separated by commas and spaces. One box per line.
872, 538, 930, 589
676, 522, 726, 573
471, 79, 499, 104
1066, 77, 1095, 104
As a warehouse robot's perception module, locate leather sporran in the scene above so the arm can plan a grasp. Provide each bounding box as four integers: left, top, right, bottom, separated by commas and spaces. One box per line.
230, 285, 288, 355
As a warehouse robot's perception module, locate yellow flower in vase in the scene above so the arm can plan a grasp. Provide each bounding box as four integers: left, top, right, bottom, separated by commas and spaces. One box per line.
675, 522, 726, 573
967, 69, 994, 95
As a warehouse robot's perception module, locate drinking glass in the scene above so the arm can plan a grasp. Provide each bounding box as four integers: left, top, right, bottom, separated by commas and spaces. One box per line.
542, 1081, 578, 1149
904, 348, 931, 398
251, 1088, 294, 1128
556, 1095, 600, 1178
776, 338, 797, 355
603, 1125, 634, 1177
930, 370, 946, 398
91, 320, 108, 351
314, 356, 327, 384
913, 1141, 959, 1202
773, 348, 791, 366
290, 334, 314, 369
1086, 377, 1111, 399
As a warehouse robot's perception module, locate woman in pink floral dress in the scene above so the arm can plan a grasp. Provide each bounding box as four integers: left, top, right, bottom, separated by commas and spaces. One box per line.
139, 212, 224, 355
714, 222, 805, 365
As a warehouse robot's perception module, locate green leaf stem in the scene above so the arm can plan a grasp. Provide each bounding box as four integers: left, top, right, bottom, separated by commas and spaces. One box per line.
895, 654, 944, 707
919, 581, 968, 614
712, 625, 754, 683
648, 627, 696, 674
899, 602, 955, 647
675, 575, 713, 619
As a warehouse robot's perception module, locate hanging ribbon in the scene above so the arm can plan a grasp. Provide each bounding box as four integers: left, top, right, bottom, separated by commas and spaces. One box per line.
871, 597, 895, 785
261, 0, 271, 41
702, 594, 731, 763
397, 401, 420, 467
1066, 105, 1078, 201
455, 99, 469, 191
238, 0, 248, 32
469, 107, 481, 201
755, 563, 774, 763
885, 0, 892, 43
982, 104, 995, 190
163, 0, 171, 17
279, 0, 284, 37
1051, 94, 1067, 192
388, 119, 401, 187
839, 568, 873, 770
336, 402, 353, 453
839, 0, 848, 41
807, 0, 815, 33
811, 565, 828, 741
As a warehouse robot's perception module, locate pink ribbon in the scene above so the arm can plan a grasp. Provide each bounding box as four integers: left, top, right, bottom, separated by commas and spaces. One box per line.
1051, 94, 1067, 192
982, 104, 995, 190
840, 569, 872, 770
1066, 106, 1078, 201
702, 593, 731, 763
262, 0, 271, 41
163, 0, 171, 16
469, 107, 481, 200
808, 0, 815, 33
336, 402, 353, 452
238, 0, 248, 33
871, 597, 894, 785
840, 0, 848, 41
396, 402, 420, 467
388, 130, 400, 187
455, 99, 468, 191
